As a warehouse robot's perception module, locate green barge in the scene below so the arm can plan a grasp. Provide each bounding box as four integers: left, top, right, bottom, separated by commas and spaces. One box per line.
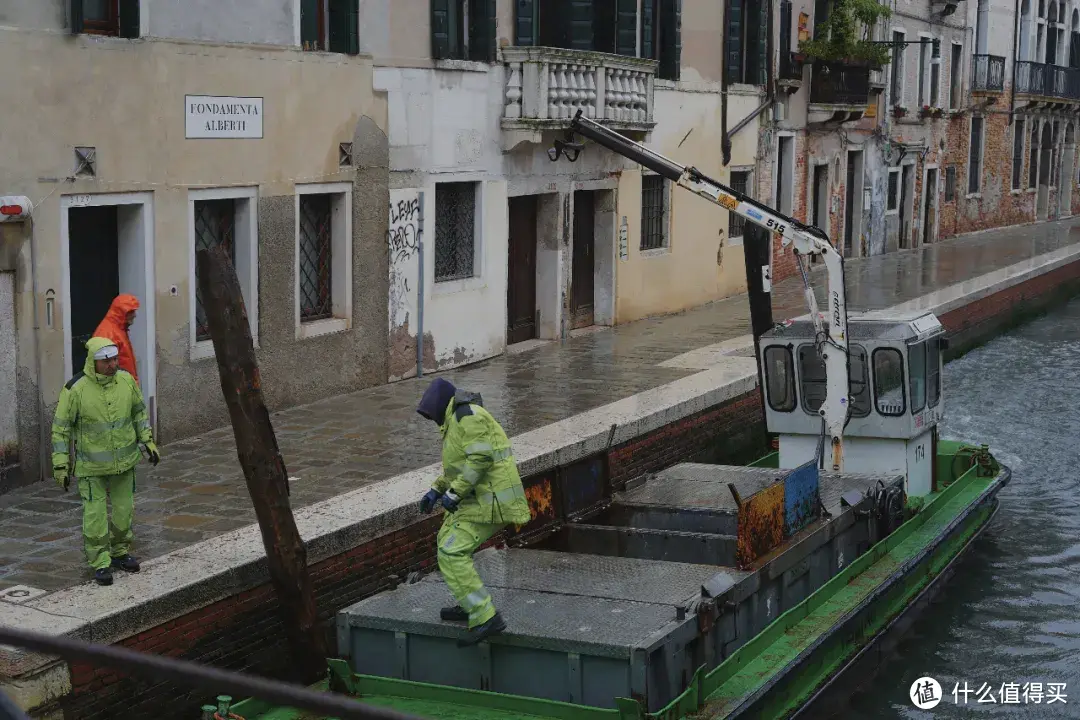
213, 311, 1010, 720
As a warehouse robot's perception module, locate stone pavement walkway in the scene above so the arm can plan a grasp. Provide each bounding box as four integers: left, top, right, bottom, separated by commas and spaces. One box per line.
2, 218, 1078, 594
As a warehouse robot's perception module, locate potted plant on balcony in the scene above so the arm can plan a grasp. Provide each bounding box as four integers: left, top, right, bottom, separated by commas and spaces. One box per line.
931, 106, 944, 118
798, 0, 893, 70
918, 104, 933, 119
892, 105, 909, 119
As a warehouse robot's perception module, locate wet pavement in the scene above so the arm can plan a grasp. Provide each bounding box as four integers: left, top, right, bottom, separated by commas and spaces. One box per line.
1, 218, 1078, 595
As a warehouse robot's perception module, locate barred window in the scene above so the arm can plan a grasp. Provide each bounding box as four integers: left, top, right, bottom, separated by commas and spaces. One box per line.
193, 199, 236, 341
944, 166, 956, 201
728, 171, 750, 239
298, 194, 334, 322
887, 170, 900, 211
435, 182, 477, 282
640, 174, 667, 250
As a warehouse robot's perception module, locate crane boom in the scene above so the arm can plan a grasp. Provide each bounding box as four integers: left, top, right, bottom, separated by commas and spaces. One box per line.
552, 110, 851, 472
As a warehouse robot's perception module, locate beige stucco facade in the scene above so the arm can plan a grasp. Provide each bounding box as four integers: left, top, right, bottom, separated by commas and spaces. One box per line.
0, 26, 389, 485
613, 1, 763, 325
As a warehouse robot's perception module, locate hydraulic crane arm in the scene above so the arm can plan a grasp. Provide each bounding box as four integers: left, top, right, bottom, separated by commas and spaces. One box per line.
552, 110, 851, 471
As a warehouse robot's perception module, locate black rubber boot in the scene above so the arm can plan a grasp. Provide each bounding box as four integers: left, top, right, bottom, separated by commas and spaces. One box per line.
457, 612, 506, 647
94, 568, 113, 586
111, 554, 140, 573
440, 606, 468, 622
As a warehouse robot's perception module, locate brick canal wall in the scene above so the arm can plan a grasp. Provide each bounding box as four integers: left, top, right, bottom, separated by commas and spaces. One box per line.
30, 256, 1080, 720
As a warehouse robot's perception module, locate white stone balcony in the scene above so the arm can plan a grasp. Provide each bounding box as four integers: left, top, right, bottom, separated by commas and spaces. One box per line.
501, 46, 657, 151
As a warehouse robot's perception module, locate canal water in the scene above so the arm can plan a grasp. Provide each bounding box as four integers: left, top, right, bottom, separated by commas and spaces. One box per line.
847, 295, 1080, 717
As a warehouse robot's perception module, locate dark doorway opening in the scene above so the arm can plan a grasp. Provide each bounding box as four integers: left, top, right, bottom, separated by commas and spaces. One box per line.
507, 195, 538, 345
69, 206, 119, 375
571, 190, 596, 330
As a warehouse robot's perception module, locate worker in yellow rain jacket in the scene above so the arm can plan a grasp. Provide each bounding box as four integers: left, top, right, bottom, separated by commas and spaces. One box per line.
51, 337, 160, 586
416, 377, 532, 646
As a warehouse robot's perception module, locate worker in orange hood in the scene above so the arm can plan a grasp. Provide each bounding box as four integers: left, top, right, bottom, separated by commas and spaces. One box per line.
93, 294, 141, 386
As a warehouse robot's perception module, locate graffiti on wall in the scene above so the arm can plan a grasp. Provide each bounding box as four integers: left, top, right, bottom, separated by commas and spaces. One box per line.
388, 190, 423, 381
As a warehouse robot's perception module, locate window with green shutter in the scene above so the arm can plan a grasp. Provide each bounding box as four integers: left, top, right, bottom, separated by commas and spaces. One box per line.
431, 0, 497, 61
303, 0, 359, 54
727, 0, 766, 85
515, 0, 537, 46
658, 0, 681, 80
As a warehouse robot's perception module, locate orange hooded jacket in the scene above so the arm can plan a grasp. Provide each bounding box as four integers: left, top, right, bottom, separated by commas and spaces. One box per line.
93, 294, 140, 386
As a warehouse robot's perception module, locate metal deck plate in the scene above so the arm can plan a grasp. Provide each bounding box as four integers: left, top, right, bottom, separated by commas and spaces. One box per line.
419, 548, 739, 606
342, 580, 681, 658
621, 464, 897, 513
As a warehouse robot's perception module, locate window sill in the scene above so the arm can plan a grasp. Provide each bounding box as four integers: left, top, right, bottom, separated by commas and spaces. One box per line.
435, 59, 491, 73
433, 275, 486, 297
190, 337, 260, 362
965, 192, 982, 200
639, 246, 671, 259
726, 235, 744, 247
1026, 188, 1037, 194
297, 317, 350, 340
885, 209, 899, 215
1010, 189, 1023, 195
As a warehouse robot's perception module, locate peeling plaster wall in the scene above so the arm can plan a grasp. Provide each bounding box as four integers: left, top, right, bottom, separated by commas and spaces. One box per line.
0, 27, 390, 478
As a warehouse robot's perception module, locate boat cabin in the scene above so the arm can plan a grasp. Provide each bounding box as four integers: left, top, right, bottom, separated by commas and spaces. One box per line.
758, 310, 947, 497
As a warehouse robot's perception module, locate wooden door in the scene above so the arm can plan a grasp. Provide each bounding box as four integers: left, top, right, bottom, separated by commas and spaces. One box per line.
69, 206, 119, 375
571, 190, 595, 329
507, 195, 538, 345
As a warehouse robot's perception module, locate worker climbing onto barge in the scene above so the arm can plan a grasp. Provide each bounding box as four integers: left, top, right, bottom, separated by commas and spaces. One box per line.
416, 377, 532, 646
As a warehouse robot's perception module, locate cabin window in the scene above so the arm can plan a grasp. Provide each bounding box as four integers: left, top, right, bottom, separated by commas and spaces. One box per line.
764, 345, 796, 412
848, 345, 871, 418
926, 336, 941, 408
909, 341, 927, 413
798, 343, 871, 417
873, 348, 906, 416
798, 344, 826, 414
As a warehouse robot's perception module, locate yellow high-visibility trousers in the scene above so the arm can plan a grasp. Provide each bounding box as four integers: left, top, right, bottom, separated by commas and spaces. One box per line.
436, 514, 504, 628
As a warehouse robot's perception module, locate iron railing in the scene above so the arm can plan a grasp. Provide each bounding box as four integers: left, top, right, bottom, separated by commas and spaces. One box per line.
1015, 60, 1080, 100
971, 54, 1006, 92
809, 61, 872, 105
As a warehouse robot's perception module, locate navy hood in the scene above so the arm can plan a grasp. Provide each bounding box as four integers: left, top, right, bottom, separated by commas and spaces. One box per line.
417, 377, 457, 424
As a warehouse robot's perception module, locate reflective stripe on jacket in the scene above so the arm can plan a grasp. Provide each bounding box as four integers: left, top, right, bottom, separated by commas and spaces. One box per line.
51, 336, 153, 478
432, 392, 532, 526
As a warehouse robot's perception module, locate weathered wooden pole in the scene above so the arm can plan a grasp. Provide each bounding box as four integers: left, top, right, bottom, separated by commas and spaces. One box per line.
196, 245, 326, 682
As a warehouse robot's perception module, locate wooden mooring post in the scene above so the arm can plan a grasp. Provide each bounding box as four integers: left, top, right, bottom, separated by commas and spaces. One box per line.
196, 245, 327, 682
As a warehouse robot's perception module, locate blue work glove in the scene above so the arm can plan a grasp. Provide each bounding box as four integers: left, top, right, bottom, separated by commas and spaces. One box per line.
419, 489, 442, 514
440, 491, 461, 513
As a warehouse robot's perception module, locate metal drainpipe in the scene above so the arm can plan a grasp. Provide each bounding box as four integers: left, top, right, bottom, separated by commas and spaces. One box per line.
415, 190, 426, 378
1009, 0, 1021, 124
722, 0, 732, 165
